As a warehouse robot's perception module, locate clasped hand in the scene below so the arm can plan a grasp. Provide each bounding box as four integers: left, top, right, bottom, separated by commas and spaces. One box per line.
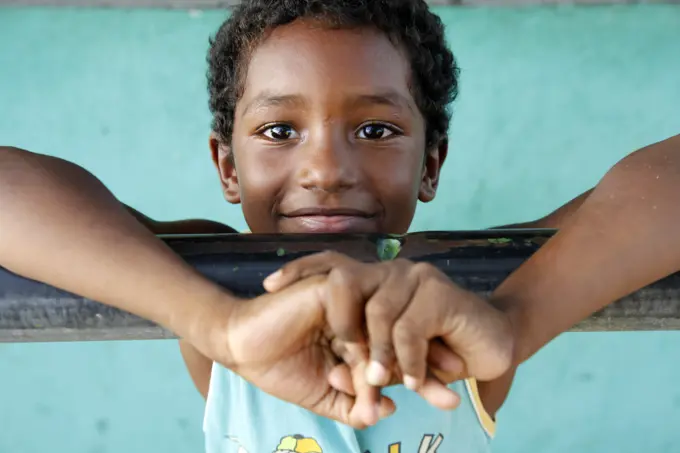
197, 252, 515, 429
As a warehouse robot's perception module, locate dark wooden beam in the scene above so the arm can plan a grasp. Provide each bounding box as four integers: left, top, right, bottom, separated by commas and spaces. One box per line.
3, 231, 680, 342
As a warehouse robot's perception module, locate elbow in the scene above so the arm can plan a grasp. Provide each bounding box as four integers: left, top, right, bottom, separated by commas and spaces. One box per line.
0, 146, 50, 171
0, 146, 89, 185
0, 146, 32, 161
598, 133, 680, 195
0, 146, 34, 188
590, 133, 680, 253
0, 147, 48, 195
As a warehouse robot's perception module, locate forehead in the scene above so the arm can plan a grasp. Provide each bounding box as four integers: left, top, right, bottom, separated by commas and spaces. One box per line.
239, 20, 412, 105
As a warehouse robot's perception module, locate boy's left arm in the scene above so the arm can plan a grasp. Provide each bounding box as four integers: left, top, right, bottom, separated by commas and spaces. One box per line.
264, 133, 680, 417
481, 132, 680, 412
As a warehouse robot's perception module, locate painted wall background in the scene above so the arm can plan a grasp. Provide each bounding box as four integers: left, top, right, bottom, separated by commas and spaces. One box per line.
1, 5, 679, 452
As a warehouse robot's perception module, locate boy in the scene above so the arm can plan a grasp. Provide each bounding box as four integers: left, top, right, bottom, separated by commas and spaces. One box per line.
1, 0, 679, 452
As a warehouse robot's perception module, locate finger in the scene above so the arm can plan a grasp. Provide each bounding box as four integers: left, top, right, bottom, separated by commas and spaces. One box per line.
329, 363, 397, 420
341, 343, 396, 426
416, 371, 461, 411
263, 251, 351, 292
231, 276, 326, 365
348, 358, 397, 427
421, 276, 514, 382
364, 261, 418, 386
427, 339, 466, 382
323, 266, 381, 343
348, 360, 380, 426
312, 389, 395, 429
392, 306, 430, 391
328, 364, 355, 395
380, 396, 397, 420
331, 338, 370, 370
314, 361, 396, 429
391, 267, 454, 391
333, 337, 402, 388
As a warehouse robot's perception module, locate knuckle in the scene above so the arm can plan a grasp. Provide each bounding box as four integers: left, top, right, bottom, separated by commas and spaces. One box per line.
278, 262, 299, 277
335, 321, 362, 342
395, 346, 421, 372
370, 341, 396, 363
330, 337, 348, 356
329, 266, 355, 285
411, 262, 448, 290
410, 261, 435, 277
392, 258, 413, 269
379, 258, 412, 276
393, 317, 420, 344
365, 297, 395, 320
320, 250, 340, 260
321, 250, 352, 265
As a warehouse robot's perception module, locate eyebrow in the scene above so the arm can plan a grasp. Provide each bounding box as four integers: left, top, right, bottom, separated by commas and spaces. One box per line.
241, 89, 413, 117
241, 92, 307, 117
345, 91, 414, 113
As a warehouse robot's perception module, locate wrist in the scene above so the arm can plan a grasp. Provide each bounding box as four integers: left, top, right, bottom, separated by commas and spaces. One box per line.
491, 294, 534, 367
164, 279, 239, 343
502, 304, 530, 367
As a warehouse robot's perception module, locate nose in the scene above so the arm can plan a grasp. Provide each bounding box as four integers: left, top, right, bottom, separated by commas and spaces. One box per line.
296, 127, 359, 193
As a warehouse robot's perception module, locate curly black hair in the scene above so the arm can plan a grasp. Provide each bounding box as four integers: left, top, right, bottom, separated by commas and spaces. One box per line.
207, 0, 459, 149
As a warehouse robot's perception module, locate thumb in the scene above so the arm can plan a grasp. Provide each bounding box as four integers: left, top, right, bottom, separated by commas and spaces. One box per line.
228, 276, 326, 365
313, 383, 396, 429
443, 306, 515, 382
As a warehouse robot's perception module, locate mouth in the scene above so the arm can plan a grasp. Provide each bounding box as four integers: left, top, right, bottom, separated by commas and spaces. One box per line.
280, 208, 378, 233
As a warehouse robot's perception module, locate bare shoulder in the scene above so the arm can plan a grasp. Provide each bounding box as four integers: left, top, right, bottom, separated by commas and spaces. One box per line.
125, 205, 238, 235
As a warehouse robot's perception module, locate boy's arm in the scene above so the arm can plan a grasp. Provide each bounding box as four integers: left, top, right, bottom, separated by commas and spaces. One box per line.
494, 189, 593, 230
481, 133, 680, 412
0, 147, 232, 397
125, 206, 237, 236
122, 208, 233, 398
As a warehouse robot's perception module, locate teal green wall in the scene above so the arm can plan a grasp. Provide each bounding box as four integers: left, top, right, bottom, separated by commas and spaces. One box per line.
1, 5, 680, 452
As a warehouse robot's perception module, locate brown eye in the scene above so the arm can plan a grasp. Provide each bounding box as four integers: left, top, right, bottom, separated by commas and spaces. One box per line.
262, 124, 299, 140
357, 123, 397, 140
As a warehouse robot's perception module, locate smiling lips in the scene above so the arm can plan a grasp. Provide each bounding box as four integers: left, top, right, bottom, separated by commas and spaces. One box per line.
281, 207, 377, 233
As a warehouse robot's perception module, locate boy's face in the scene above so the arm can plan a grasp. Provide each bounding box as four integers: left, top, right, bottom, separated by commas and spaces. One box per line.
211, 20, 446, 234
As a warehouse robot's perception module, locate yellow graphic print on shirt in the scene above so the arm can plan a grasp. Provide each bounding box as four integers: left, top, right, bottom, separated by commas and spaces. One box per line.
226, 433, 446, 453
386, 434, 443, 453
274, 435, 323, 453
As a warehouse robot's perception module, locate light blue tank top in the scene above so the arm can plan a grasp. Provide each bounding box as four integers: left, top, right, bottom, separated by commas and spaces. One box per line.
203, 363, 495, 453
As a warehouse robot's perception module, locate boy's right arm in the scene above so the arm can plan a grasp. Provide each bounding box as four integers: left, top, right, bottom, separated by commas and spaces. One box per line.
123, 208, 234, 398
123, 208, 237, 398
0, 148, 390, 427
0, 147, 232, 396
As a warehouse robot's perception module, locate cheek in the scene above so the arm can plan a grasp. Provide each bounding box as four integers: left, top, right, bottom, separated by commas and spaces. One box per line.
368, 151, 423, 232
235, 151, 290, 230
376, 152, 424, 199
237, 150, 289, 199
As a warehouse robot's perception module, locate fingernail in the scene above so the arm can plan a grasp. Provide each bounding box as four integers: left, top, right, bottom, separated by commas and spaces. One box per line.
263, 270, 281, 287
442, 392, 460, 410
404, 375, 419, 391
366, 361, 388, 386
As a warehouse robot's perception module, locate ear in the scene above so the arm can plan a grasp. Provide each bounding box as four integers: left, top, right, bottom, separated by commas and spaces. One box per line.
210, 133, 241, 205
419, 136, 448, 203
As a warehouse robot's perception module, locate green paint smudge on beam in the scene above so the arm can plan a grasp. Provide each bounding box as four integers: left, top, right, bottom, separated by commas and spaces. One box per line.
376, 237, 402, 261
